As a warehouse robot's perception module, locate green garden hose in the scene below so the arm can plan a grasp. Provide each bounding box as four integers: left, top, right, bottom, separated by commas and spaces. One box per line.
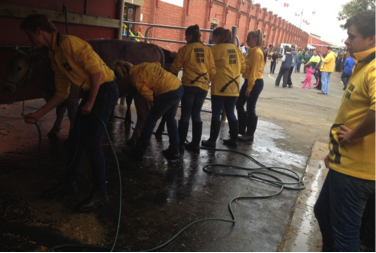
35, 114, 305, 252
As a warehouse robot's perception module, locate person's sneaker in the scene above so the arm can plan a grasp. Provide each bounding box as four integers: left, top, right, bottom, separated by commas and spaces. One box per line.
162, 149, 180, 160
288, 85, 293, 88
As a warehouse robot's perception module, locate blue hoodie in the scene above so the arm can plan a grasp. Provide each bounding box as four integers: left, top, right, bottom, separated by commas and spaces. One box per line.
343, 56, 356, 75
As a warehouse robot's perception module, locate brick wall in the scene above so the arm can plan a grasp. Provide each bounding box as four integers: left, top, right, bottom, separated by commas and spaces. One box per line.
134, 0, 309, 52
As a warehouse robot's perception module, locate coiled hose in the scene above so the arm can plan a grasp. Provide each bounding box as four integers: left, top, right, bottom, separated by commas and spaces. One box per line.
31, 113, 305, 252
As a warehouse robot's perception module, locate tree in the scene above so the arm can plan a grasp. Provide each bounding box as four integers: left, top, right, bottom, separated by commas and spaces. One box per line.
338, 0, 375, 27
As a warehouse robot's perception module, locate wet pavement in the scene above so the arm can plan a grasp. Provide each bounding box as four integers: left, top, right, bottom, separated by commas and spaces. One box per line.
0, 103, 303, 251
0, 63, 344, 251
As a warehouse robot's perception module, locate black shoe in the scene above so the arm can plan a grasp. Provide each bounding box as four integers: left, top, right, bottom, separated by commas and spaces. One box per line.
201, 120, 221, 148
76, 186, 109, 212
238, 112, 248, 134
282, 86, 287, 88
288, 85, 293, 88
238, 116, 258, 142
162, 149, 180, 160
223, 120, 238, 148
185, 121, 202, 154
122, 147, 143, 161
178, 121, 190, 154
343, 86, 347, 90
42, 179, 77, 199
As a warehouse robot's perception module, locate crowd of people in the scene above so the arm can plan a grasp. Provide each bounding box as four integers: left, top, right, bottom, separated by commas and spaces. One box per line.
20, 10, 374, 252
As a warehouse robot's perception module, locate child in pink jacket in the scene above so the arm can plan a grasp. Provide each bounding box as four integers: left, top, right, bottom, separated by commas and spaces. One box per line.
302, 64, 315, 89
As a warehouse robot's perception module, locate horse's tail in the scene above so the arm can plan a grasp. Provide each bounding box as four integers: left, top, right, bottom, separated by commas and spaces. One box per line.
115, 61, 133, 79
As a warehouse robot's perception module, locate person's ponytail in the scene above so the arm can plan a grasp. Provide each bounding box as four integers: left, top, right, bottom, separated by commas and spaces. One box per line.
186, 24, 202, 43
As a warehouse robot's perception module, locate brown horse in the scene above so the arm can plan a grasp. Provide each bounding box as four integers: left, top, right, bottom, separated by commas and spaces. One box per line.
3, 40, 169, 145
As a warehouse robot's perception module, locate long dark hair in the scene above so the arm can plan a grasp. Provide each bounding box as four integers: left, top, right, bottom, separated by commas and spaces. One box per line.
20, 14, 57, 33
185, 24, 201, 43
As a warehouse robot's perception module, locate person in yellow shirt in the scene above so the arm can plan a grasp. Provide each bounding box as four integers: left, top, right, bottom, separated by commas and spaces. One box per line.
170, 25, 216, 154
314, 11, 375, 251
235, 29, 265, 142
318, 46, 336, 94
118, 62, 183, 160
201, 27, 245, 148
21, 14, 119, 212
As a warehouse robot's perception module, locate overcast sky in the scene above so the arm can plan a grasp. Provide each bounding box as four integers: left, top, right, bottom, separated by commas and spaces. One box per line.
253, 0, 351, 46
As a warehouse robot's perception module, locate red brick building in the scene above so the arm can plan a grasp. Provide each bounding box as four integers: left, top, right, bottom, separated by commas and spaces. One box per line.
124, 0, 309, 51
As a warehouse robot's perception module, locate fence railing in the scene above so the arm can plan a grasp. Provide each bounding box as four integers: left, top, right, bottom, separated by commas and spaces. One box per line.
122, 21, 239, 47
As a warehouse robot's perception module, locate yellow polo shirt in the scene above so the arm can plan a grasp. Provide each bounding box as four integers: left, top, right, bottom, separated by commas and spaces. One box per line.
129, 62, 181, 101
49, 33, 114, 99
170, 42, 216, 91
210, 43, 246, 96
329, 47, 375, 180
243, 46, 264, 92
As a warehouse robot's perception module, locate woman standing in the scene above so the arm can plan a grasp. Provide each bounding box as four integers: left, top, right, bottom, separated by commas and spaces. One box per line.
201, 27, 245, 148
236, 29, 265, 142
170, 24, 216, 154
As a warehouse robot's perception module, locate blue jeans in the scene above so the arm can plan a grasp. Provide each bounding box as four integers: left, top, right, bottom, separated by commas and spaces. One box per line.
314, 169, 375, 251
362, 194, 376, 249
341, 72, 351, 87
321, 72, 331, 94
135, 85, 183, 155
180, 86, 207, 123
211, 95, 238, 122
68, 81, 119, 187
236, 79, 264, 118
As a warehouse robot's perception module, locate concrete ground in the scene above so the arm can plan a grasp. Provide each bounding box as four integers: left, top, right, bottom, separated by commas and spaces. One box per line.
0, 61, 344, 251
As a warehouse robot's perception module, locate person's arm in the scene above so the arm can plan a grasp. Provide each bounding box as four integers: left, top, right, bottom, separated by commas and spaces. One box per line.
170, 48, 184, 75
337, 109, 376, 147
24, 95, 66, 124
81, 71, 103, 115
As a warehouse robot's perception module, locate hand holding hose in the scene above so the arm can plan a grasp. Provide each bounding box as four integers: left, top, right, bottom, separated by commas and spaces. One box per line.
24, 112, 40, 124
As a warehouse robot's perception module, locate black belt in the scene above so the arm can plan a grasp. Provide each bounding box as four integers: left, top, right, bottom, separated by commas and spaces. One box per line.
190, 71, 208, 84
220, 74, 240, 93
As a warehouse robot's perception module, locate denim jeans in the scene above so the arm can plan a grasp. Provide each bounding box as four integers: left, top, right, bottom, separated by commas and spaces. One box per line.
236, 79, 264, 118
321, 72, 331, 94
180, 86, 208, 123
314, 169, 375, 251
68, 81, 119, 187
270, 61, 276, 73
362, 194, 376, 251
275, 67, 290, 87
211, 95, 238, 122
135, 85, 183, 156
341, 72, 351, 87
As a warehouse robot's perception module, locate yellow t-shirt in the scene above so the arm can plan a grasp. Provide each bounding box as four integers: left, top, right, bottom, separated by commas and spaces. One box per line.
329, 47, 375, 180
170, 42, 216, 91
129, 62, 181, 101
210, 43, 246, 96
49, 33, 114, 99
320, 51, 336, 73
243, 46, 264, 92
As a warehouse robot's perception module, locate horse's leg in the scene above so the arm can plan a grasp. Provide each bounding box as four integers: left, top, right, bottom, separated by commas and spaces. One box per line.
125, 93, 133, 124
47, 103, 66, 140
127, 88, 150, 146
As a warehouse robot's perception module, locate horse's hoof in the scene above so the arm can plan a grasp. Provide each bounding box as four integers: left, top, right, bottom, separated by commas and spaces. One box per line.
47, 132, 59, 142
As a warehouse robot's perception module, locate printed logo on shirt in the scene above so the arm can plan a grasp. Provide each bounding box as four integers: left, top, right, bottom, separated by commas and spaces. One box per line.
228, 49, 237, 64
194, 48, 205, 63
62, 62, 72, 72
345, 83, 355, 99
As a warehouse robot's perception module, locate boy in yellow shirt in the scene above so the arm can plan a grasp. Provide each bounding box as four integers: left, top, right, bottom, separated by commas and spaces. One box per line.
21, 14, 119, 212
314, 11, 375, 251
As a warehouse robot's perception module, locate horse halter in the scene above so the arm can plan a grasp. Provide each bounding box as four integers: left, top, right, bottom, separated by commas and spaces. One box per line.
5, 62, 32, 87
